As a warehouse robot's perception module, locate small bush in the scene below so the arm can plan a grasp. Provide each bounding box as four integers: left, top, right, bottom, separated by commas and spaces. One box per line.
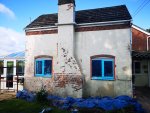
36, 88, 48, 103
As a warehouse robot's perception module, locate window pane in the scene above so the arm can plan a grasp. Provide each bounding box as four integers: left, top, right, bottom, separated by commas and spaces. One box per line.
0, 61, 3, 75
16, 61, 24, 75
7, 61, 13, 75
134, 62, 141, 73
44, 60, 52, 75
36, 61, 42, 74
104, 61, 113, 77
92, 60, 102, 77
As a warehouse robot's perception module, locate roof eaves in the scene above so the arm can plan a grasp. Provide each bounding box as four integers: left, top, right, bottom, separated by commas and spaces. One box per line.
132, 24, 150, 36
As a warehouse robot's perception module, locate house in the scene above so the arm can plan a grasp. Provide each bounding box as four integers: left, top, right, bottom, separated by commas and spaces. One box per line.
24, 0, 132, 97
0, 51, 25, 91
132, 24, 150, 87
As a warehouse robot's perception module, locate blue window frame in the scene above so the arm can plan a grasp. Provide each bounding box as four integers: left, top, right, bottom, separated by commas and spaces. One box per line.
92, 58, 114, 80
35, 58, 52, 77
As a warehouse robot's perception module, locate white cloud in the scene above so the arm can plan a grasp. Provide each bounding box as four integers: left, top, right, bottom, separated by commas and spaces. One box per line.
0, 26, 25, 55
0, 3, 15, 19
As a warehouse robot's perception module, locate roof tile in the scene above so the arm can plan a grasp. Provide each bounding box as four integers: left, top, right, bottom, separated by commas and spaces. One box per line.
26, 5, 132, 28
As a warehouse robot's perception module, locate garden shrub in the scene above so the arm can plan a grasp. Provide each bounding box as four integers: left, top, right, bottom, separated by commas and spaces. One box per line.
36, 88, 48, 103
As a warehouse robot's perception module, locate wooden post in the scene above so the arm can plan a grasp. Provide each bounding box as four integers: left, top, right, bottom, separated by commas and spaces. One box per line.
17, 74, 18, 93
0, 74, 1, 93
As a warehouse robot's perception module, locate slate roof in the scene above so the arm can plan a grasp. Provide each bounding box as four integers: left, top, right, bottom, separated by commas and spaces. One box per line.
26, 5, 132, 29
0, 51, 25, 59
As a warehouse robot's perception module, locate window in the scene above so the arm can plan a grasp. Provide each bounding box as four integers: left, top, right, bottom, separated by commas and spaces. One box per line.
133, 61, 141, 74
7, 61, 14, 75
35, 57, 52, 77
16, 60, 25, 75
0, 60, 4, 75
91, 56, 115, 80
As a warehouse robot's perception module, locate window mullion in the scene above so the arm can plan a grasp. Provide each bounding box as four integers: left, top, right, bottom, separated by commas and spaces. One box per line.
42, 60, 45, 76
102, 60, 104, 79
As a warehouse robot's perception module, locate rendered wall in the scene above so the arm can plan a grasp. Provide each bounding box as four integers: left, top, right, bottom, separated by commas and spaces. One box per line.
24, 33, 82, 97
75, 28, 132, 97
25, 27, 132, 97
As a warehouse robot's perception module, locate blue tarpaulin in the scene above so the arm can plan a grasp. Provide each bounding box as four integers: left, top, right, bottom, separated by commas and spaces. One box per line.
16, 90, 145, 113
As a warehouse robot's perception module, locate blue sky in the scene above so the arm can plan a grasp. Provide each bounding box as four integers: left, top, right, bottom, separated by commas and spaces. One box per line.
0, 0, 150, 55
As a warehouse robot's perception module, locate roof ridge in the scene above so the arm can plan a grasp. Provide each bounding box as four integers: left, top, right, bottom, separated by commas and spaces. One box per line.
34, 5, 127, 16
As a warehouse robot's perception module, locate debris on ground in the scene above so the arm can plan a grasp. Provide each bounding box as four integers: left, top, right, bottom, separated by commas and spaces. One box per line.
16, 90, 145, 113
39, 108, 52, 113
16, 90, 36, 102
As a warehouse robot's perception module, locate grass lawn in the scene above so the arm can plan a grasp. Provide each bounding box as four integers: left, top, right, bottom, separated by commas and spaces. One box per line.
0, 98, 136, 113
0, 99, 70, 113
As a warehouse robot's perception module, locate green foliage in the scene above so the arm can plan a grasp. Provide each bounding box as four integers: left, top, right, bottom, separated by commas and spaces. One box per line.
0, 99, 69, 113
36, 88, 48, 103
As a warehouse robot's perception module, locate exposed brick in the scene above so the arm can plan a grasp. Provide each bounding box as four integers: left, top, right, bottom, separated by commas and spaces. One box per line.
26, 29, 58, 35
132, 27, 149, 51
75, 24, 131, 32
26, 24, 130, 36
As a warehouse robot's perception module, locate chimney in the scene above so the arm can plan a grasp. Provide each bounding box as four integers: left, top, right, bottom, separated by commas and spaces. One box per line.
58, 0, 75, 5
58, 0, 75, 25
58, 0, 75, 56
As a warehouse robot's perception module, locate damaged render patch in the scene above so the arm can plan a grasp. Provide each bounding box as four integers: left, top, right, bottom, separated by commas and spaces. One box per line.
24, 74, 82, 96
54, 73, 82, 91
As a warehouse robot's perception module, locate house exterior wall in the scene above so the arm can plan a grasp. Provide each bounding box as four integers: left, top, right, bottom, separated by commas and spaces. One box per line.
75, 28, 132, 97
25, 27, 132, 97
133, 60, 148, 86
24, 33, 82, 97
132, 26, 150, 87
132, 27, 148, 51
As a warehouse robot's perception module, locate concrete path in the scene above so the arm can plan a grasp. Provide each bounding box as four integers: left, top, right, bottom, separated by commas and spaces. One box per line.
136, 87, 150, 113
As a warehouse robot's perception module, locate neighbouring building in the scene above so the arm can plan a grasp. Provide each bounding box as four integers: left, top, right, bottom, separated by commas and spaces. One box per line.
132, 24, 150, 87
24, 0, 132, 97
0, 51, 25, 91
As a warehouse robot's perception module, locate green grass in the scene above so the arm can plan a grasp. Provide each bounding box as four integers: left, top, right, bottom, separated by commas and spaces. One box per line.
0, 99, 135, 113
0, 99, 70, 113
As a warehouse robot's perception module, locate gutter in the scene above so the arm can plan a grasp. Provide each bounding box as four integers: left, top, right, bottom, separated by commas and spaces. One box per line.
25, 19, 132, 31
77, 19, 132, 27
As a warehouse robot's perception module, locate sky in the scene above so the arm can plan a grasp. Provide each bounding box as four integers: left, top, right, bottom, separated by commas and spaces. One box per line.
0, 0, 150, 55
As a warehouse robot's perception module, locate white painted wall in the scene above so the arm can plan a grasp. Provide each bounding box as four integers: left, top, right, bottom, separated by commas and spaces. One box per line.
58, 4, 75, 24
75, 28, 132, 97
25, 27, 132, 97
25, 34, 58, 77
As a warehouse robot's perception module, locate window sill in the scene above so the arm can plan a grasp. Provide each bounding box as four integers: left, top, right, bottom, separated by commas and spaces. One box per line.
91, 77, 114, 81
35, 74, 52, 78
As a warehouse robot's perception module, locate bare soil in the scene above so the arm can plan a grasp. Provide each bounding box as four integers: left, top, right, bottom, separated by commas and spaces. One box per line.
0, 91, 16, 101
